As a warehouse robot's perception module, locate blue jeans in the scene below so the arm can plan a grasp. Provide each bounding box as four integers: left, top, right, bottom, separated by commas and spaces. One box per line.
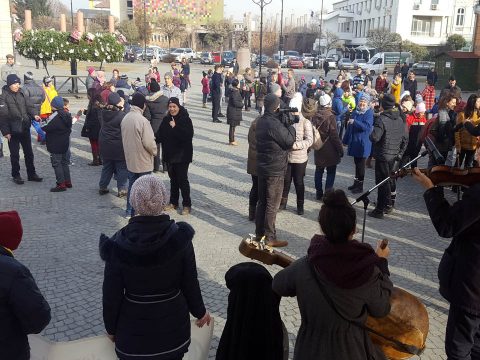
126, 171, 151, 216
99, 160, 128, 191
315, 165, 337, 195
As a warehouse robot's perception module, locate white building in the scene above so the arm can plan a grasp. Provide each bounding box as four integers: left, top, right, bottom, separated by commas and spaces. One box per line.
0, 0, 13, 61
323, 0, 477, 47
90, 0, 133, 22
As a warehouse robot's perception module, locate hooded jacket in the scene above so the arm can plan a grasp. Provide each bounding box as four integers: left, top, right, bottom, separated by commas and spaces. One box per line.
0, 246, 51, 360
370, 108, 408, 162
100, 216, 206, 360
156, 106, 194, 164
311, 107, 344, 167
272, 235, 392, 360
332, 88, 348, 124
424, 184, 480, 315
144, 90, 169, 136
0, 86, 36, 136
255, 110, 296, 177
22, 79, 46, 115
344, 107, 374, 158
99, 106, 126, 161
42, 109, 72, 154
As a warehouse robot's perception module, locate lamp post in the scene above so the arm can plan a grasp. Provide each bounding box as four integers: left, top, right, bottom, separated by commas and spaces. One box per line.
70, 0, 74, 27
279, 0, 284, 64
252, 0, 272, 77
319, 0, 324, 54
143, 0, 147, 62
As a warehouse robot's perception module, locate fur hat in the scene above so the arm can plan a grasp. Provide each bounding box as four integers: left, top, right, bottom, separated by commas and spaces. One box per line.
130, 175, 168, 216
0, 211, 23, 251
302, 98, 318, 118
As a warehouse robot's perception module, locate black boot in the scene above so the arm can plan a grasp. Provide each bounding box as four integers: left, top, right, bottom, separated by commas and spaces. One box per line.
297, 200, 304, 215
351, 180, 364, 194
248, 206, 256, 221
348, 178, 359, 190
0, 143, 3, 158
279, 197, 287, 211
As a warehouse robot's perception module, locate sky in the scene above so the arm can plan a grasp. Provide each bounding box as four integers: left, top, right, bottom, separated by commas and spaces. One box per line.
62, 0, 334, 20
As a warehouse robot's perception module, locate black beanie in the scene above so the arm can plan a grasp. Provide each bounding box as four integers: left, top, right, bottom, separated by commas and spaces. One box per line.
149, 80, 160, 93
381, 94, 396, 110
130, 92, 146, 109
168, 97, 181, 107
264, 93, 280, 113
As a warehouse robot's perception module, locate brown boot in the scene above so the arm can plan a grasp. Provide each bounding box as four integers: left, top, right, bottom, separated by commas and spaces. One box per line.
267, 239, 288, 247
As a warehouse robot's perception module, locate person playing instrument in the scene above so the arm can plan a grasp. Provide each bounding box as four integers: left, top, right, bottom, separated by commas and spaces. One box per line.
412, 168, 480, 360
272, 189, 393, 360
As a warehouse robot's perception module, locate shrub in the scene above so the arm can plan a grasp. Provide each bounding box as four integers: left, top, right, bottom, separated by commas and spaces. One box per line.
162, 54, 178, 63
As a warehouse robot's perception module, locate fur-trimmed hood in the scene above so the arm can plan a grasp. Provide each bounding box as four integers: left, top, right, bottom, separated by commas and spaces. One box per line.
146, 90, 166, 102
99, 216, 195, 268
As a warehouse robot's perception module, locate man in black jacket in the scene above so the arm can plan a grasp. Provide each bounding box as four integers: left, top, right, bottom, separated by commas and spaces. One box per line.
369, 94, 408, 219
21, 72, 45, 115
413, 169, 480, 360
0, 74, 43, 184
0, 210, 51, 360
211, 64, 224, 123
255, 93, 296, 247
403, 71, 417, 97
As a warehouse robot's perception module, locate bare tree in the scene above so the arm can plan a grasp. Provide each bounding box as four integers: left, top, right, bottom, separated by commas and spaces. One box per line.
117, 19, 139, 44
48, 0, 68, 16
322, 30, 341, 54
134, 9, 152, 45
366, 28, 402, 52
204, 20, 233, 50
155, 16, 186, 51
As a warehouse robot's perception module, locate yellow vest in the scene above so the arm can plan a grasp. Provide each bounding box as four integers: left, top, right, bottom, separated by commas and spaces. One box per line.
40, 85, 58, 116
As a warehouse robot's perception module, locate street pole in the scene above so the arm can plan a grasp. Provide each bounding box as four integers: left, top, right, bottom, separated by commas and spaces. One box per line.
279, 0, 284, 64
253, 0, 272, 77
70, 0, 74, 27
319, 0, 324, 55
143, 0, 147, 61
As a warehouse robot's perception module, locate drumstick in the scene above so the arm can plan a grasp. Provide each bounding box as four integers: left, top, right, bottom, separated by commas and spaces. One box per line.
380, 238, 389, 250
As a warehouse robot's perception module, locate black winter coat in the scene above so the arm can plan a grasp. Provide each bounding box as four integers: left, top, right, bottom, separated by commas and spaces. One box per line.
100, 216, 206, 360
403, 78, 417, 96
81, 102, 102, 140
311, 108, 343, 168
227, 88, 243, 126
370, 109, 408, 162
211, 72, 222, 94
157, 107, 194, 164
256, 111, 296, 177
0, 86, 36, 136
99, 107, 126, 161
144, 91, 169, 138
22, 79, 45, 115
0, 247, 51, 360
42, 110, 72, 154
424, 185, 480, 315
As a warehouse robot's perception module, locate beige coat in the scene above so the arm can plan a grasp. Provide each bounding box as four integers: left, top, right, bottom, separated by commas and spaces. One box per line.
288, 114, 313, 164
121, 106, 157, 173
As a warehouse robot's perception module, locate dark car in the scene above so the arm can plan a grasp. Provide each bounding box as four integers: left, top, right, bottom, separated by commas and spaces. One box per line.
222, 51, 235, 66
411, 61, 435, 76
287, 56, 304, 69
256, 55, 269, 65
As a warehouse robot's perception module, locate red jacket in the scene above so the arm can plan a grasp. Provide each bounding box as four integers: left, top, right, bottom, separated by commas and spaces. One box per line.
201, 77, 210, 94
421, 85, 435, 111
375, 76, 388, 93
406, 113, 426, 131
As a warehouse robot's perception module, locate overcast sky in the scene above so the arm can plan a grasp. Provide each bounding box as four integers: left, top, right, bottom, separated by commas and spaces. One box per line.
62, 0, 334, 20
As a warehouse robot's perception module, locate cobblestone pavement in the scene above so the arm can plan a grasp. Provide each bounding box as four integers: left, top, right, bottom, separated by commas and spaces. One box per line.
0, 60, 456, 359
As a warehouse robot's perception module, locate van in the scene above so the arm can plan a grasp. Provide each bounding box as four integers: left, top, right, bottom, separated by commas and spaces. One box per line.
362, 52, 413, 75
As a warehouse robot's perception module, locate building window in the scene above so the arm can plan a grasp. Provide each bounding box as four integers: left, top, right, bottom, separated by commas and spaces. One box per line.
127, 1, 133, 7
411, 16, 433, 36
456, 8, 465, 26
431, 0, 438, 4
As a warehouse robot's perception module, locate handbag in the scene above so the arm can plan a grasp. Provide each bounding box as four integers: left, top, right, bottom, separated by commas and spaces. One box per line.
311, 123, 327, 151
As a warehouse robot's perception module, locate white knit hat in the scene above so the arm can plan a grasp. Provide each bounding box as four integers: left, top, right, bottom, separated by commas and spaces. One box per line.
319, 93, 332, 107
289, 92, 303, 111
130, 175, 168, 216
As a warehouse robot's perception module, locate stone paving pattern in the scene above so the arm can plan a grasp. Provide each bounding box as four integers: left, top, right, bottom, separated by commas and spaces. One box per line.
0, 60, 457, 359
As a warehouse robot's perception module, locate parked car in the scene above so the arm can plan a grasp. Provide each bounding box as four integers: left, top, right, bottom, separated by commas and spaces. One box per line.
411, 61, 435, 76
256, 54, 269, 66
200, 51, 213, 65
338, 58, 354, 70
170, 48, 196, 62
352, 58, 367, 69
325, 57, 337, 69
287, 56, 304, 69
222, 51, 235, 66
302, 53, 315, 69
124, 49, 136, 62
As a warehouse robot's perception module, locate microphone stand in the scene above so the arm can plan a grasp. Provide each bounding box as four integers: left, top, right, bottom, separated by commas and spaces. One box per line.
351, 150, 429, 243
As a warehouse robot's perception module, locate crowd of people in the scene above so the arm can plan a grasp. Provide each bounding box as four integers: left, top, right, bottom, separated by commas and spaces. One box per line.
1, 52, 480, 360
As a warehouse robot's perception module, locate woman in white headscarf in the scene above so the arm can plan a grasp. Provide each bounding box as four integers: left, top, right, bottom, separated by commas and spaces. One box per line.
279, 92, 313, 215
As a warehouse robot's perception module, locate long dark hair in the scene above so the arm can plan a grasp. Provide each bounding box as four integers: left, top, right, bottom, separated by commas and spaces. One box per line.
319, 189, 356, 244
464, 94, 479, 119
87, 88, 103, 111
438, 93, 457, 111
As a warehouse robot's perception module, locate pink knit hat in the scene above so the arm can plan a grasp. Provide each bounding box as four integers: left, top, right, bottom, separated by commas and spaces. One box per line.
88, 67, 95, 75
130, 175, 168, 216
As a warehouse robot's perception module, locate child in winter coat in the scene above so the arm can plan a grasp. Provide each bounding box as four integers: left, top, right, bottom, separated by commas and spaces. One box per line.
201, 72, 210, 108
41, 96, 73, 192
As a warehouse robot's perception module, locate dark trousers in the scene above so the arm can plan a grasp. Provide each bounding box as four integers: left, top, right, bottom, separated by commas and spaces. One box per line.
202, 93, 208, 104
99, 159, 128, 191
445, 305, 480, 360
459, 150, 475, 168
212, 92, 221, 121
8, 131, 36, 178
168, 162, 191, 207
282, 162, 307, 203
243, 91, 251, 109
153, 143, 162, 172
228, 125, 236, 143
375, 159, 396, 211
354, 157, 366, 181
50, 153, 70, 184
249, 175, 258, 207
315, 165, 337, 194
255, 176, 284, 241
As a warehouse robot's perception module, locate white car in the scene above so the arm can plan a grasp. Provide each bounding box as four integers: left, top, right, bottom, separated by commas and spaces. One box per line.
170, 48, 196, 62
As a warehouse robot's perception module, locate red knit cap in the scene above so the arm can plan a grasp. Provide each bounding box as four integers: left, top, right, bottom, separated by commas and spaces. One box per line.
0, 211, 23, 250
